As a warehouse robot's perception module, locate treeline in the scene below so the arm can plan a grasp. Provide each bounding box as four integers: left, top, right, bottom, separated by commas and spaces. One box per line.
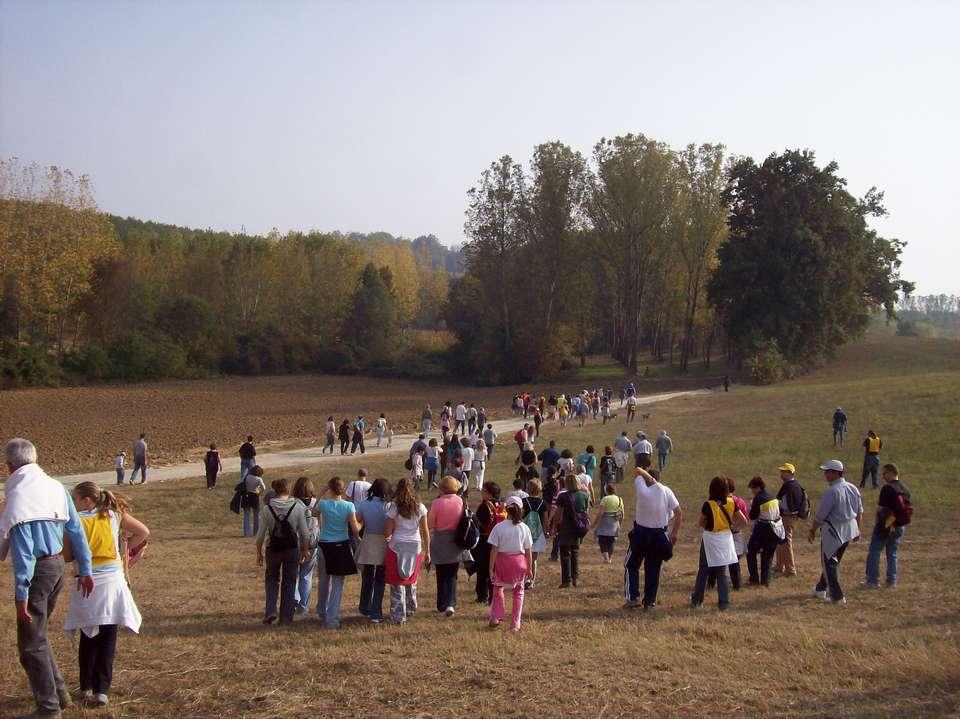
448, 137, 911, 384
895, 295, 960, 339
0, 159, 461, 386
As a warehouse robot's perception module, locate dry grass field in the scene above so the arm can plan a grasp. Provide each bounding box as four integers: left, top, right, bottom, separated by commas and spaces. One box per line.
1, 333, 959, 718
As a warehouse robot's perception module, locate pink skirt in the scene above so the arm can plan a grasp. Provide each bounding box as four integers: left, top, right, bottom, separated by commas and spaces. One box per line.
384, 547, 423, 586
492, 552, 528, 588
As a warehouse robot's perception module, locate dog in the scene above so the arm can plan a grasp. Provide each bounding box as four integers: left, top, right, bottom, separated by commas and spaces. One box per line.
640, 412, 651, 423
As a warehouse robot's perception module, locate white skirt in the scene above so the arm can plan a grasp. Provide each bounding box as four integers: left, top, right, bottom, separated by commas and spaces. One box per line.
64, 569, 142, 640
701, 530, 738, 568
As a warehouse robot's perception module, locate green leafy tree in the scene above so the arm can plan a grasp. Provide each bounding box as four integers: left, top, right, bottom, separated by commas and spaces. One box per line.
343, 262, 400, 366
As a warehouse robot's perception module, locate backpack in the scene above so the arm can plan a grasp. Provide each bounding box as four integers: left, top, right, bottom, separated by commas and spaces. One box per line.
892, 493, 913, 526
599, 456, 616, 477
454, 499, 481, 550
565, 493, 591, 538
481, 500, 507, 535
304, 499, 320, 549
522, 497, 544, 542
514, 429, 526, 444
796, 486, 811, 520
205, 451, 219, 472
267, 503, 299, 552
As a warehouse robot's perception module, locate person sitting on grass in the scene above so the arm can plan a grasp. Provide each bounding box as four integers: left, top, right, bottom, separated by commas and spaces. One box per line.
487, 496, 534, 632
256, 478, 312, 626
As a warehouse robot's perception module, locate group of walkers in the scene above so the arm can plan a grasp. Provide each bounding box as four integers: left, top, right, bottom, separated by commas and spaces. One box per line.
2, 438, 150, 716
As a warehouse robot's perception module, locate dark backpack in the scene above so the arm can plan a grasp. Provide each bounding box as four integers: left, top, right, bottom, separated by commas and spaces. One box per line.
892, 493, 913, 526
454, 499, 480, 550
796, 485, 811, 520
267, 503, 299, 551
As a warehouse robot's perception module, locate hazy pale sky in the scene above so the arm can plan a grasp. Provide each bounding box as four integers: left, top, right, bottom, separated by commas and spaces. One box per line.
1, 0, 957, 293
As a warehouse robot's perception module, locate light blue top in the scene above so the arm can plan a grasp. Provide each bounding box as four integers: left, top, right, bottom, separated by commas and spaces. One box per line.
8, 488, 93, 600
356, 498, 388, 534
317, 498, 355, 542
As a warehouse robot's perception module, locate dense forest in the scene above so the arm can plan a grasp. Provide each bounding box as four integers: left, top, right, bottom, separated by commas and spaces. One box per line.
0, 141, 914, 388
894, 295, 960, 339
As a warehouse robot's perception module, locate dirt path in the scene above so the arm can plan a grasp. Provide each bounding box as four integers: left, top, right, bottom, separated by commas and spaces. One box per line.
42, 388, 711, 488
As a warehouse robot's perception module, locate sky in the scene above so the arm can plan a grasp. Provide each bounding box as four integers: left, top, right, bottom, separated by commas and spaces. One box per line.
1, 0, 957, 294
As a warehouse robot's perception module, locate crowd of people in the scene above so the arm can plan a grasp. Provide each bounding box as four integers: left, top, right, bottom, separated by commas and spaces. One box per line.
0, 391, 914, 717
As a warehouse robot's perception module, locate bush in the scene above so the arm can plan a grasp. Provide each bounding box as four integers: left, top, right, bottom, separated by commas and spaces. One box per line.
0, 341, 62, 387
744, 339, 788, 385
106, 333, 193, 381
62, 344, 111, 381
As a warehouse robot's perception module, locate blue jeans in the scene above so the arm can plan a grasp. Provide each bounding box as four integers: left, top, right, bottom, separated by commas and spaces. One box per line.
243, 506, 259, 537
866, 526, 904, 586
294, 548, 318, 613
658, 452, 668, 471
315, 549, 345, 627
115, 468, 125, 485
422, 418, 431, 434
130, 459, 147, 484
358, 564, 386, 620
264, 547, 299, 624
691, 542, 730, 608
240, 458, 254, 481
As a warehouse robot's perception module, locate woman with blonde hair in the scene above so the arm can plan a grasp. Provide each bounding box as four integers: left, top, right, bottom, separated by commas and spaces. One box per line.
384, 477, 429, 624
292, 476, 319, 615
472, 439, 488, 491
63, 482, 149, 708
428, 475, 465, 616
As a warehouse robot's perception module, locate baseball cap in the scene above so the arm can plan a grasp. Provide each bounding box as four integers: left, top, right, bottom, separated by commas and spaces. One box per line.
819, 459, 844, 472
505, 495, 523, 509
777, 462, 795, 473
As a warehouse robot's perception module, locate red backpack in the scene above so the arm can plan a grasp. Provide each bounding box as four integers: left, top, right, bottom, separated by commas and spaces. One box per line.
892, 493, 913, 526
481, 500, 507, 534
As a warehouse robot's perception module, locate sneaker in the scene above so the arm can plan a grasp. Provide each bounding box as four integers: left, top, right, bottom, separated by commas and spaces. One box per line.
642, 603, 657, 612
488, 618, 501, 628
825, 596, 847, 605
859, 581, 880, 590
622, 599, 641, 609
92, 693, 109, 707
885, 582, 898, 589
262, 615, 277, 625
370, 617, 382, 624
811, 589, 827, 600
443, 607, 455, 617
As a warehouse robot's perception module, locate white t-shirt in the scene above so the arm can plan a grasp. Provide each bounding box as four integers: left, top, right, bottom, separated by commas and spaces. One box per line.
487, 520, 533, 554
473, 447, 487, 466
455, 404, 467, 421
460, 446, 474, 470
426, 444, 440, 459
114, 455, 124, 469
386, 502, 427, 548
505, 489, 529, 501
633, 479, 680, 529
627, 396, 638, 407
577, 473, 593, 493
558, 457, 574, 473
345, 480, 371, 506
633, 439, 653, 455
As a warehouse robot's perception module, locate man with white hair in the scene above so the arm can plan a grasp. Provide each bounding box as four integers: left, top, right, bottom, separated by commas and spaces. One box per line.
655, 430, 673, 471
1, 438, 94, 718
808, 459, 863, 605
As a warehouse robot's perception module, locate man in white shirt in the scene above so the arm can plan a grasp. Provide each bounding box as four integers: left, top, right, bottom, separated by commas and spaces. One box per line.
454, 403, 467, 434
624, 467, 682, 610
632, 432, 653, 469
345, 469, 371, 508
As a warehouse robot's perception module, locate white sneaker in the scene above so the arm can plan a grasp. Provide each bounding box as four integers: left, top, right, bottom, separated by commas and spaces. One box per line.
444, 606, 455, 617
92, 693, 109, 706
824, 596, 847, 605
811, 588, 827, 599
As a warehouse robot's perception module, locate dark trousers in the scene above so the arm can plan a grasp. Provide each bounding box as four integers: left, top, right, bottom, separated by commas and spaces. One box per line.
747, 530, 779, 586
861, 455, 880, 487
351, 434, 365, 454
264, 547, 299, 624
816, 542, 849, 600
340, 437, 349, 454
474, 538, 492, 601
206, 469, 218, 488
454, 420, 465, 434
358, 564, 386, 621
624, 525, 666, 606
709, 558, 742, 590
79, 624, 118, 694
550, 533, 560, 561
598, 535, 616, 555
435, 563, 459, 611
17, 555, 67, 713
691, 543, 730, 608
559, 541, 580, 586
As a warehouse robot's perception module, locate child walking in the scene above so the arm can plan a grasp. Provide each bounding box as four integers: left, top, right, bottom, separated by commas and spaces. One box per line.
487, 496, 533, 632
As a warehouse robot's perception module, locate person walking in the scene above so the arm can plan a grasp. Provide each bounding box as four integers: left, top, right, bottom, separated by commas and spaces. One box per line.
808, 460, 863, 605
862, 463, 911, 589
238, 435, 256, 481
410, 446, 426, 491
487, 496, 533, 632
113, 451, 125, 486
632, 432, 652, 470
613, 432, 633, 483
625, 394, 638, 422
292, 477, 320, 616
323, 417, 336, 455
551, 474, 589, 588
745, 476, 785, 587
623, 467, 682, 610
350, 416, 366, 455
599, 447, 617, 490
832, 407, 847, 447
690, 476, 747, 610
474, 482, 506, 603
655, 430, 673, 472
257, 478, 312, 625
344, 469, 371, 554
375, 414, 387, 448
425, 438, 441, 489
338, 419, 351, 455
482, 424, 496, 460
860, 430, 883, 489
421, 404, 433, 435
454, 402, 467, 434
241, 466, 266, 538
774, 462, 806, 576
314, 477, 361, 628
521, 480, 548, 589
355, 478, 390, 623
466, 403, 478, 435
384, 478, 429, 624
427, 476, 464, 617
1, 438, 94, 718
130, 433, 148, 485
204, 443, 222, 489
64, 482, 148, 709
592, 483, 624, 563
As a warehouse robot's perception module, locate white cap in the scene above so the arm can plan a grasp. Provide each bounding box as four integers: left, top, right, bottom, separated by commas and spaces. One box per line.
819, 459, 844, 472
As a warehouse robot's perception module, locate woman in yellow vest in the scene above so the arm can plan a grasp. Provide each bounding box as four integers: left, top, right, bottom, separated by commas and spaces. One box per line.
690, 476, 748, 610
861, 430, 883, 489
63, 482, 149, 709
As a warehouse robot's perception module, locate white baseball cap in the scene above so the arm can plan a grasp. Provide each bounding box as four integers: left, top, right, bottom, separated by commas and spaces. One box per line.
819, 459, 844, 472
